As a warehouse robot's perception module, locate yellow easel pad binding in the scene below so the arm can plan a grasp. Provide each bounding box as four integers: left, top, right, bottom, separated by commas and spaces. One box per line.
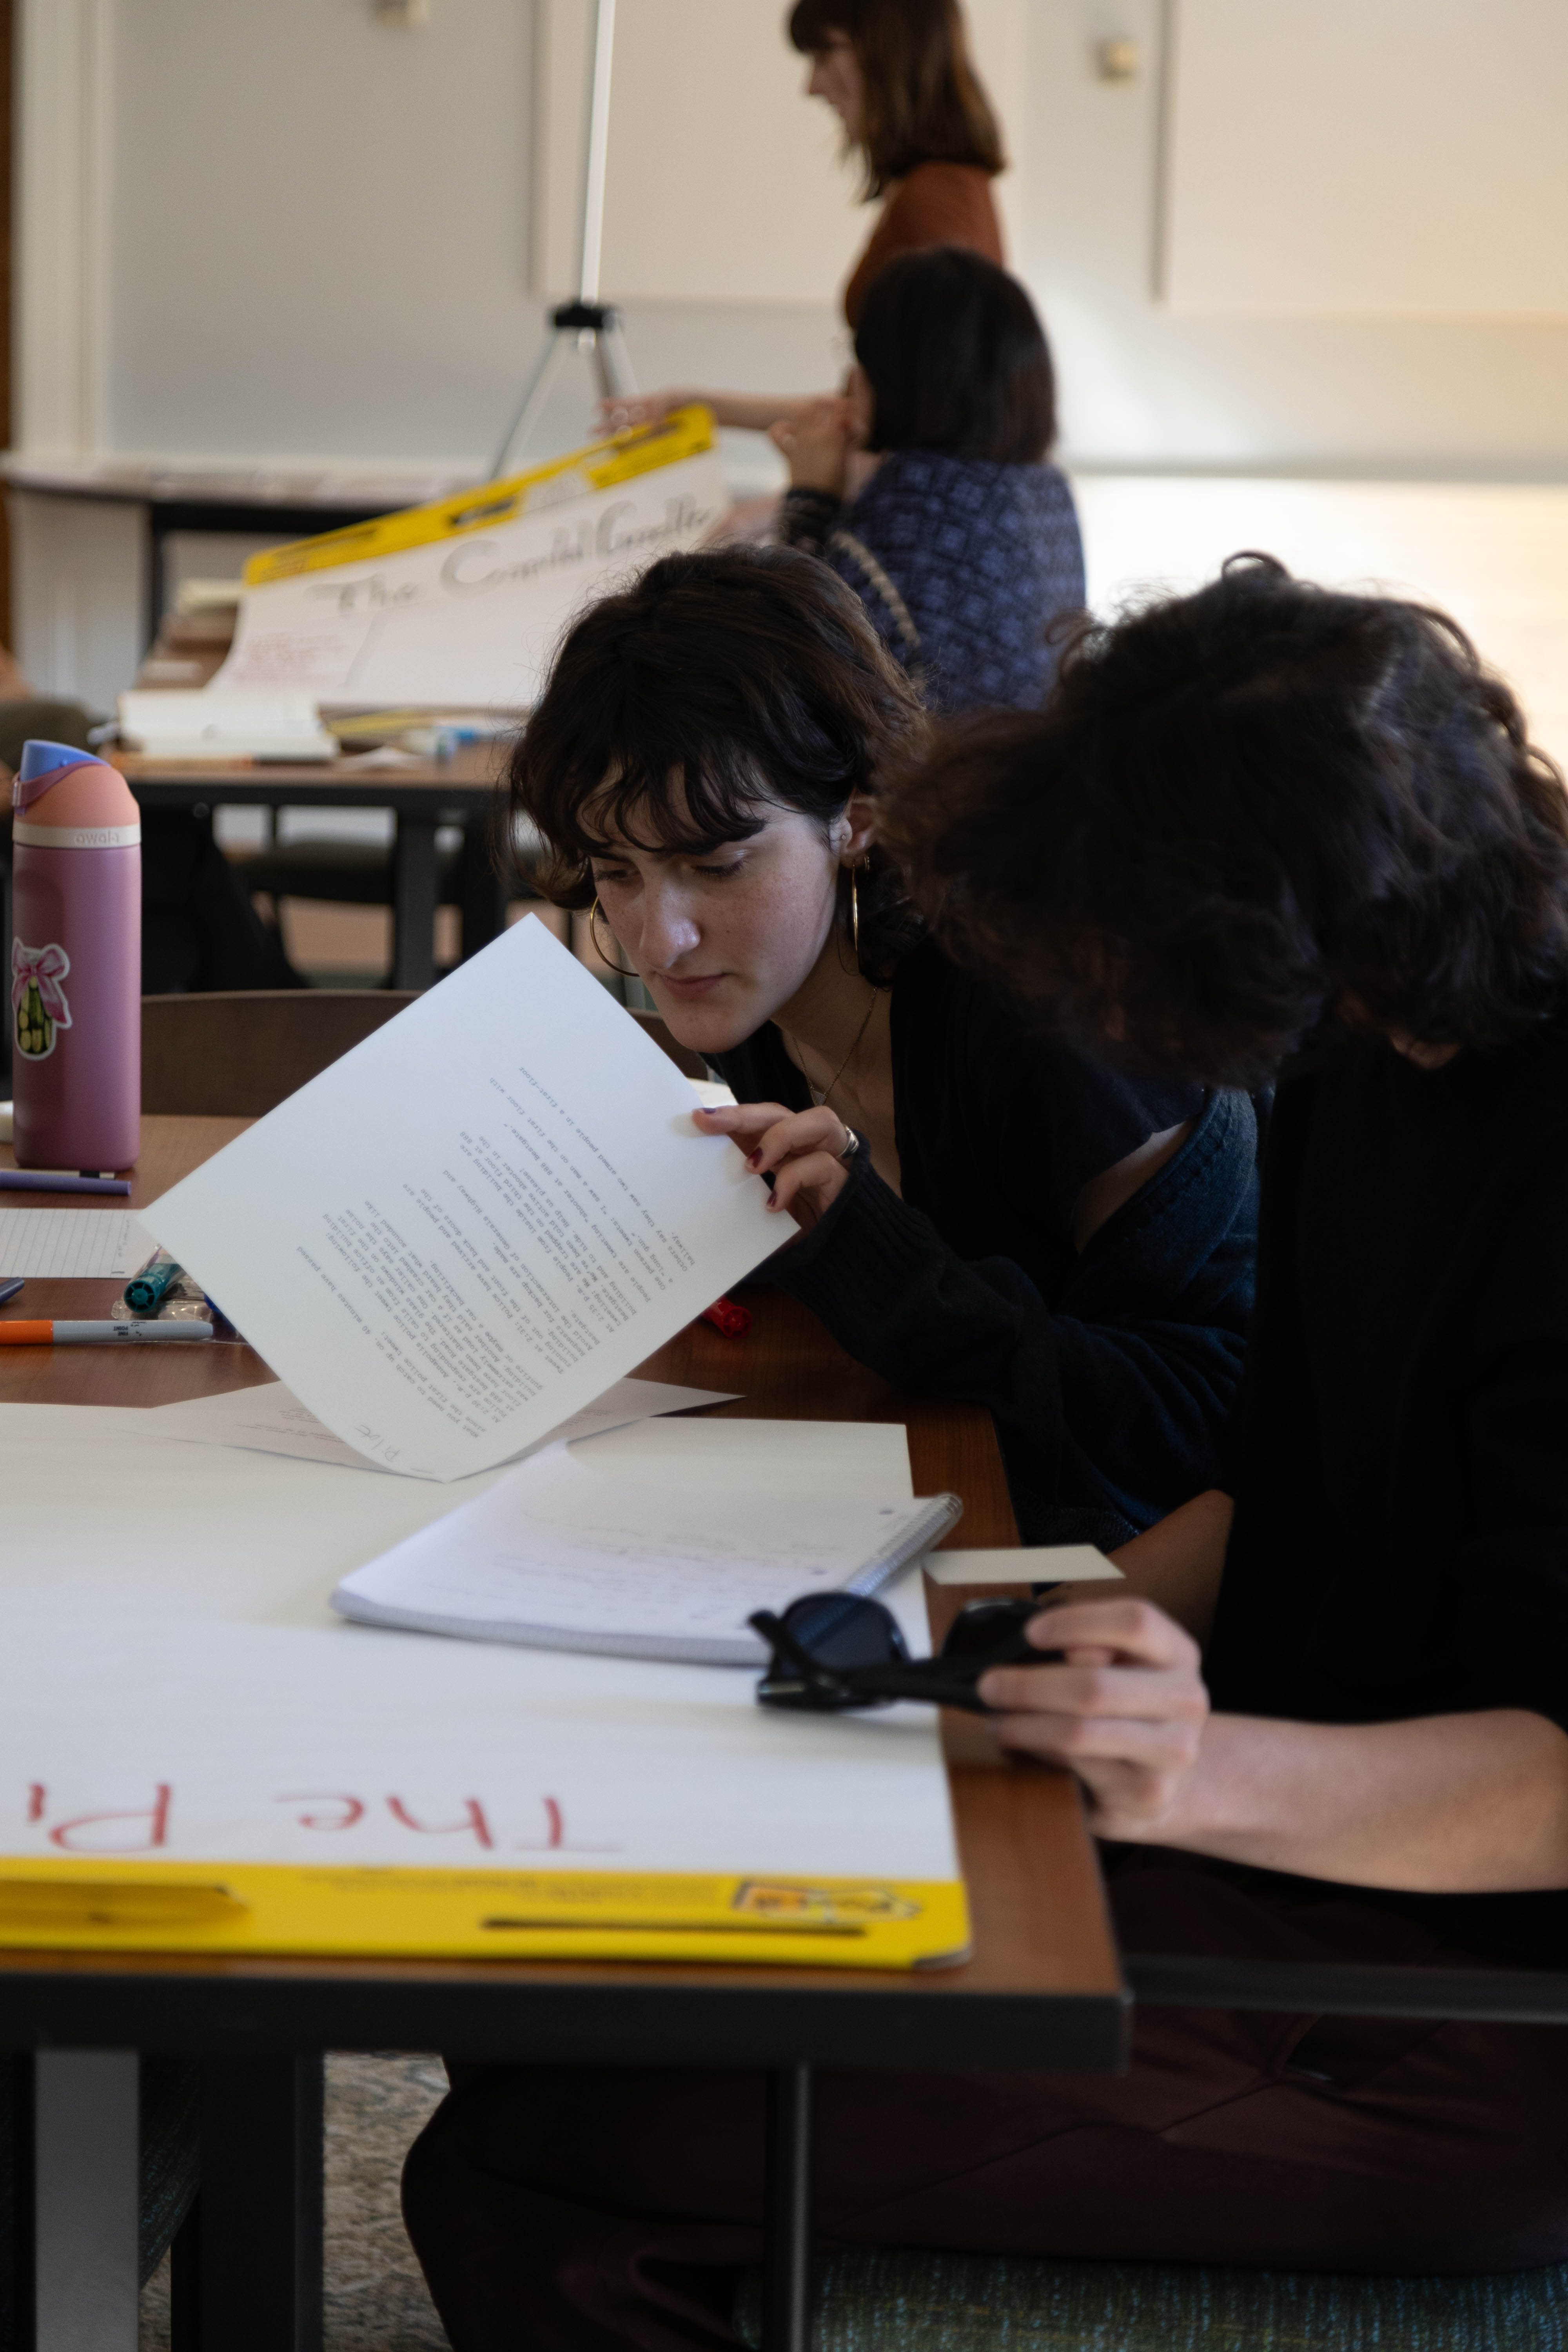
0, 1860, 971, 1969
241, 407, 719, 587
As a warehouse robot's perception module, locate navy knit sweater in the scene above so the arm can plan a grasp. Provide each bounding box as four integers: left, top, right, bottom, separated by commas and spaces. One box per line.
779, 451, 1086, 714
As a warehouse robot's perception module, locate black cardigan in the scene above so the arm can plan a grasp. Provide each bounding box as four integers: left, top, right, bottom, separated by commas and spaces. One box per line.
711, 945, 1259, 1546
1203, 1008, 1568, 1962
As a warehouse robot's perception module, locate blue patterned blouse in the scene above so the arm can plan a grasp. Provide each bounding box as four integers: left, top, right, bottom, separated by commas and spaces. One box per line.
778, 450, 1086, 714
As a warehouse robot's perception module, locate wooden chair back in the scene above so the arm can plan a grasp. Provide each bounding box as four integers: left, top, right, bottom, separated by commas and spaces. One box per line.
141, 990, 418, 1116
142, 992, 708, 1118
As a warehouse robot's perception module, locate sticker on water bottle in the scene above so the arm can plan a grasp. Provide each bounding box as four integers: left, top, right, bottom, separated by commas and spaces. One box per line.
11, 940, 72, 1061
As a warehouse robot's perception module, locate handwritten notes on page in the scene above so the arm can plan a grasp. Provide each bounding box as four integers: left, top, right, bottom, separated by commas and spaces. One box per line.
142, 917, 780, 1481
0, 1209, 156, 1279
332, 1433, 961, 1664
148, 1375, 740, 1477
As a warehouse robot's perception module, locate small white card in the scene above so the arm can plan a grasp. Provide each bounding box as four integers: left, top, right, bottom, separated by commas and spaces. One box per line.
925, 1545, 1122, 1586
0, 1208, 158, 1280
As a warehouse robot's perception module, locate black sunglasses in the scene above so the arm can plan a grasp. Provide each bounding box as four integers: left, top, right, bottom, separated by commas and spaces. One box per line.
750, 1592, 1059, 1715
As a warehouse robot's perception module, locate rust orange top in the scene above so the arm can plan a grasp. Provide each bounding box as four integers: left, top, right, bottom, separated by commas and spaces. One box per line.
842, 162, 1005, 328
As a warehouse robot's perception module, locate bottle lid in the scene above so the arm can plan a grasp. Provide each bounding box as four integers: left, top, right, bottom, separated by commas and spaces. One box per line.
12, 742, 139, 830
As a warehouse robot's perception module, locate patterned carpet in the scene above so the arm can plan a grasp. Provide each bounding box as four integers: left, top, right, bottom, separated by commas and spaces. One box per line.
140, 2054, 450, 2351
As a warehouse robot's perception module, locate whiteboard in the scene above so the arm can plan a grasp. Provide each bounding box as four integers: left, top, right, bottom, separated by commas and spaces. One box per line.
1161, 0, 1568, 318
534, 0, 1026, 308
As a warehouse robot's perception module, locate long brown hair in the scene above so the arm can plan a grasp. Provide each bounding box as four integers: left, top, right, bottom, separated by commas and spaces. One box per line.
788, 0, 1004, 199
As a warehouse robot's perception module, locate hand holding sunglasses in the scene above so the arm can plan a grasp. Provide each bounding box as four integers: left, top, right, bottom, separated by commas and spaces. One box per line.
750, 1590, 1062, 1715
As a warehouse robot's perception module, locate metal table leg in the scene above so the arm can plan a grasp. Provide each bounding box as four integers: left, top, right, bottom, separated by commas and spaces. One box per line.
458, 813, 507, 964
391, 815, 439, 991
34, 2049, 140, 2352
762, 2065, 815, 2352
172, 2055, 322, 2352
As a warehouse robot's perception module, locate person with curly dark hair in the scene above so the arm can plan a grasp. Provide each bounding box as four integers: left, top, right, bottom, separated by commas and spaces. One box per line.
400, 561, 1568, 2348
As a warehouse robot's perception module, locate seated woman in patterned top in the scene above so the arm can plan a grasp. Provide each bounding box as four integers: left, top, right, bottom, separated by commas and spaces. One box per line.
773, 244, 1085, 713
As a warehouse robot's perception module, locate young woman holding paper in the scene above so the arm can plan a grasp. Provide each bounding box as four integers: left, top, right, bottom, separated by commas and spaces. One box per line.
495, 544, 1257, 1552
404, 566, 1568, 2346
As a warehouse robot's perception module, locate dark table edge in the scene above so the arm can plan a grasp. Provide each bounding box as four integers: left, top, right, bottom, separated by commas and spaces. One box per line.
0, 1975, 1129, 2072
1128, 1952, 1568, 2024
125, 780, 500, 813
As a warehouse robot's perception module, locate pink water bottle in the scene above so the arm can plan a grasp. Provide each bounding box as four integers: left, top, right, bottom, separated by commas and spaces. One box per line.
10, 740, 141, 1171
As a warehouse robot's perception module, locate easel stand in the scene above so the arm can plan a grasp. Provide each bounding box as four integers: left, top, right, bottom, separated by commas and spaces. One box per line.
490, 0, 636, 480
490, 300, 635, 482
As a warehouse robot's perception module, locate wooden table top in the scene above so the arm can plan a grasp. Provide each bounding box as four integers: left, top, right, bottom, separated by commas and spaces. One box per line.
111, 742, 508, 809
0, 1116, 1123, 2056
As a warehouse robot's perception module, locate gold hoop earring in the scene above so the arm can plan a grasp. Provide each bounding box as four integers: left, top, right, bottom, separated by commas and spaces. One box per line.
850, 857, 870, 973
588, 896, 639, 979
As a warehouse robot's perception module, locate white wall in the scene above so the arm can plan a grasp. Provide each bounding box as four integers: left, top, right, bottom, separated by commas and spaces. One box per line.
1021, 0, 1568, 474
15, 0, 1568, 711
20, 0, 1568, 480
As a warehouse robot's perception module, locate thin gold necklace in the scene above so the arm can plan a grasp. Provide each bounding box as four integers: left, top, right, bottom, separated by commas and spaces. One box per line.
784, 985, 880, 1111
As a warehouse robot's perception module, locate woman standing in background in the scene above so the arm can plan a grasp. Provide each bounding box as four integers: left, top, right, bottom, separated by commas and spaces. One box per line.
603, 0, 1006, 439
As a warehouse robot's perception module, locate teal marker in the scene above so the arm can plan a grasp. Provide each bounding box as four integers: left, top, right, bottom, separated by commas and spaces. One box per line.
125, 1257, 184, 1314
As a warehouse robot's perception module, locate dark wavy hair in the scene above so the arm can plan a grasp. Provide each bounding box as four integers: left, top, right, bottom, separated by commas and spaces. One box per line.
507, 545, 931, 984
787, 0, 1004, 199
855, 247, 1054, 463
880, 556, 1568, 1088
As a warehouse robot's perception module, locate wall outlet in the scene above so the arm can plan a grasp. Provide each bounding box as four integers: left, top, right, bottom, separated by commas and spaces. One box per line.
1094, 35, 1140, 80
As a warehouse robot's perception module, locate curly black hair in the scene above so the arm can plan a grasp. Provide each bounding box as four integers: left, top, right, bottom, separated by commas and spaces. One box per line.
506, 544, 931, 984
880, 555, 1568, 1087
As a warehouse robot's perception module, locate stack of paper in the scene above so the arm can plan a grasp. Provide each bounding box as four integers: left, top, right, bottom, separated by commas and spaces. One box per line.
117, 690, 338, 762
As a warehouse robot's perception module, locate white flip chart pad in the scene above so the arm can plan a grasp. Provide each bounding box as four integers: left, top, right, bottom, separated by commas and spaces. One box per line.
143, 918, 780, 1481
0, 1405, 964, 1965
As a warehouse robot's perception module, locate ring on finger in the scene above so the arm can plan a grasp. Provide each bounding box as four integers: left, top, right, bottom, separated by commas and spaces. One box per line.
837, 1126, 861, 1165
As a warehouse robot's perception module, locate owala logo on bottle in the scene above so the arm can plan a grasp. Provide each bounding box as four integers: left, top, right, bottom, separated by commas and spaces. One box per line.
11, 939, 72, 1060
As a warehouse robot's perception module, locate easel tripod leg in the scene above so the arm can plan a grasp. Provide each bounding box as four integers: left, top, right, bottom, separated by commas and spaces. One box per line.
762, 2064, 815, 2352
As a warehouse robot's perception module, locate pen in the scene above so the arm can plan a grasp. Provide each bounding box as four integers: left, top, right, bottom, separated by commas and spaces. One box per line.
0, 1278, 22, 1307
0, 1321, 214, 1345
0, 1171, 132, 1197
125, 1257, 184, 1312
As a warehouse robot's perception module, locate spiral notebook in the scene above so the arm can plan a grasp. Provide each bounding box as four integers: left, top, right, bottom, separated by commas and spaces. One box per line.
332, 1437, 962, 1666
